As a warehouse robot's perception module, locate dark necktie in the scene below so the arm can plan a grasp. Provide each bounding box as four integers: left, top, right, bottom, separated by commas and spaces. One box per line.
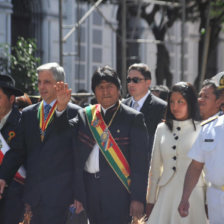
44, 104, 51, 120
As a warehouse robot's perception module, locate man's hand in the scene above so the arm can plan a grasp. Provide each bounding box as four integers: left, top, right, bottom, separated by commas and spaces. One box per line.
55, 82, 72, 112
130, 200, 144, 219
178, 199, 189, 217
0, 179, 6, 199
73, 200, 84, 214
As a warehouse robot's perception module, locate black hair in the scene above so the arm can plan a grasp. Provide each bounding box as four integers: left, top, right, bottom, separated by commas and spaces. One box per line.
165, 82, 200, 131
0, 87, 15, 100
91, 65, 121, 93
128, 63, 151, 80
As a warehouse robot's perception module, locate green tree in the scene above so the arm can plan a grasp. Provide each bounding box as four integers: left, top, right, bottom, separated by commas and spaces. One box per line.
71, 0, 224, 88
0, 37, 40, 95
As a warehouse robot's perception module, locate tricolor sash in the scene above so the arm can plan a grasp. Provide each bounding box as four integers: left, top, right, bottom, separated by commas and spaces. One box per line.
85, 104, 131, 192
0, 132, 26, 184
37, 101, 57, 141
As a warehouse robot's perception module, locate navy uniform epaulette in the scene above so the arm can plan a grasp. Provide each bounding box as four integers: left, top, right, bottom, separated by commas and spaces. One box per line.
201, 115, 218, 126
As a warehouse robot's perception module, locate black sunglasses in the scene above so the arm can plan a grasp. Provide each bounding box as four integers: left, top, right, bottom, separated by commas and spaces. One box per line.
127, 77, 145, 84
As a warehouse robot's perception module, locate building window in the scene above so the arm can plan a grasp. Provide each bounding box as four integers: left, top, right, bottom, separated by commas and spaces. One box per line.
93, 11, 102, 26
92, 48, 102, 63
93, 29, 102, 45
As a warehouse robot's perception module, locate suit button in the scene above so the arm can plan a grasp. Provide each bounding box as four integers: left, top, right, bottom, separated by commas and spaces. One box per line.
177, 127, 181, 131
172, 166, 176, 171
172, 145, 176, 150
174, 136, 179, 140
173, 156, 177, 160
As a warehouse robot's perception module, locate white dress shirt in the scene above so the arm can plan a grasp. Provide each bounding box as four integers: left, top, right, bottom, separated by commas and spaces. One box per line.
131, 91, 150, 111
84, 104, 115, 173
0, 110, 12, 130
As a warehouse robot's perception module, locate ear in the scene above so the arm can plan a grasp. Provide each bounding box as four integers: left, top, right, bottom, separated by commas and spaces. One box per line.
9, 95, 15, 105
146, 79, 151, 88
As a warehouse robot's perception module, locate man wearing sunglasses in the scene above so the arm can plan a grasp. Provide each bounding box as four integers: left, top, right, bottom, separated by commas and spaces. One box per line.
123, 63, 167, 140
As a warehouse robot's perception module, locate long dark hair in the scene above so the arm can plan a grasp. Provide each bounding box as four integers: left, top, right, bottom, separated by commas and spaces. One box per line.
165, 82, 201, 131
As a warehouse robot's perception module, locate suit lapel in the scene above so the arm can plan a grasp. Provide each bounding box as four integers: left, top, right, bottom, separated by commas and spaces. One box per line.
125, 98, 132, 107
140, 94, 152, 114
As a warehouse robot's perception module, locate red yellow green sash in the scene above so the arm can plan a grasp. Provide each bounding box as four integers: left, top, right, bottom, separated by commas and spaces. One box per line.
37, 101, 57, 141
85, 104, 131, 192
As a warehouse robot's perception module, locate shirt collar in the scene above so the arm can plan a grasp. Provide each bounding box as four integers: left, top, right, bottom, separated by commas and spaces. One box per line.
0, 109, 12, 130
131, 90, 150, 110
101, 103, 116, 114
43, 99, 56, 107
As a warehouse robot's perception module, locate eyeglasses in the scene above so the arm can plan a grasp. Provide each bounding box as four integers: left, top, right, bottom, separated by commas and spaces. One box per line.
127, 77, 145, 84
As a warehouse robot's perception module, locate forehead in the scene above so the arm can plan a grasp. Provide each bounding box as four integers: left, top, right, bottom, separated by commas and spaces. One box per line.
128, 69, 144, 77
0, 88, 6, 96
38, 70, 55, 80
96, 80, 116, 87
200, 85, 215, 95
171, 91, 184, 99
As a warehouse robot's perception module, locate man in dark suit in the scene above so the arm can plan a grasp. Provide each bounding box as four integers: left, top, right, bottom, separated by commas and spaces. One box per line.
123, 63, 167, 218
0, 63, 81, 224
56, 65, 150, 224
123, 63, 167, 138
0, 74, 25, 224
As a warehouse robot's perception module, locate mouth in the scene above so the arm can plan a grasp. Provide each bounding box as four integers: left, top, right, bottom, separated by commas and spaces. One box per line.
103, 96, 112, 99
40, 91, 47, 96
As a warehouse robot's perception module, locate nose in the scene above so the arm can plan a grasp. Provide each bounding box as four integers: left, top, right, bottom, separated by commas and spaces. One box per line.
171, 102, 177, 110
38, 81, 44, 90
198, 97, 204, 103
102, 87, 109, 95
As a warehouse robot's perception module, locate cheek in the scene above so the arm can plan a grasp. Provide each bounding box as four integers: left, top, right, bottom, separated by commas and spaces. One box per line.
183, 106, 188, 115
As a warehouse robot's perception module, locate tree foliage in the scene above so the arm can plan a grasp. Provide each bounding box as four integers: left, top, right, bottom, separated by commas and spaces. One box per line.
0, 37, 40, 95
74, 0, 224, 87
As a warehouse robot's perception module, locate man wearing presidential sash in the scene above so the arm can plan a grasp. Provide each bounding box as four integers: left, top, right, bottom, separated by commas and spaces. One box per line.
0, 63, 81, 224
56, 66, 150, 224
0, 74, 25, 224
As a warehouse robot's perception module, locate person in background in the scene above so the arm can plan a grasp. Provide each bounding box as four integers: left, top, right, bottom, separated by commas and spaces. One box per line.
71, 89, 89, 108
0, 74, 25, 224
198, 79, 223, 121
122, 63, 167, 162
15, 93, 32, 111
56, 65, 150, 224
151, 85, 169, 101
211, 71, 224, 115
123, 63, 167, 137
146, 82, 208, 224
0, 63, 81, 224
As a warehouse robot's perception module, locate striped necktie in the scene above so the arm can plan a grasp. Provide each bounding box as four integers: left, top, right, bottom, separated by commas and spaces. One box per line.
44, 104, 51, 120
132, 101, 139, 110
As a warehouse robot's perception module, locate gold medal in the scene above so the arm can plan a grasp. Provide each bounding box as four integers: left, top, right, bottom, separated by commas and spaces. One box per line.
41, 134, 44, 142
101, 128, 109, 142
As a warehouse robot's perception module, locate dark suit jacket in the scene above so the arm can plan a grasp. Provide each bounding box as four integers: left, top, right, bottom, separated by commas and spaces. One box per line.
1, 106, 21, 143
122, 93, 167, 136
0, 102, 80, 208
74, 103, 150, 217
0, 106, 24, 223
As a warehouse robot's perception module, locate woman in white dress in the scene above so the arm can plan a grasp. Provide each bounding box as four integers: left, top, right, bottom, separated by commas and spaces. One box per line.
146, 82, 208, 224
